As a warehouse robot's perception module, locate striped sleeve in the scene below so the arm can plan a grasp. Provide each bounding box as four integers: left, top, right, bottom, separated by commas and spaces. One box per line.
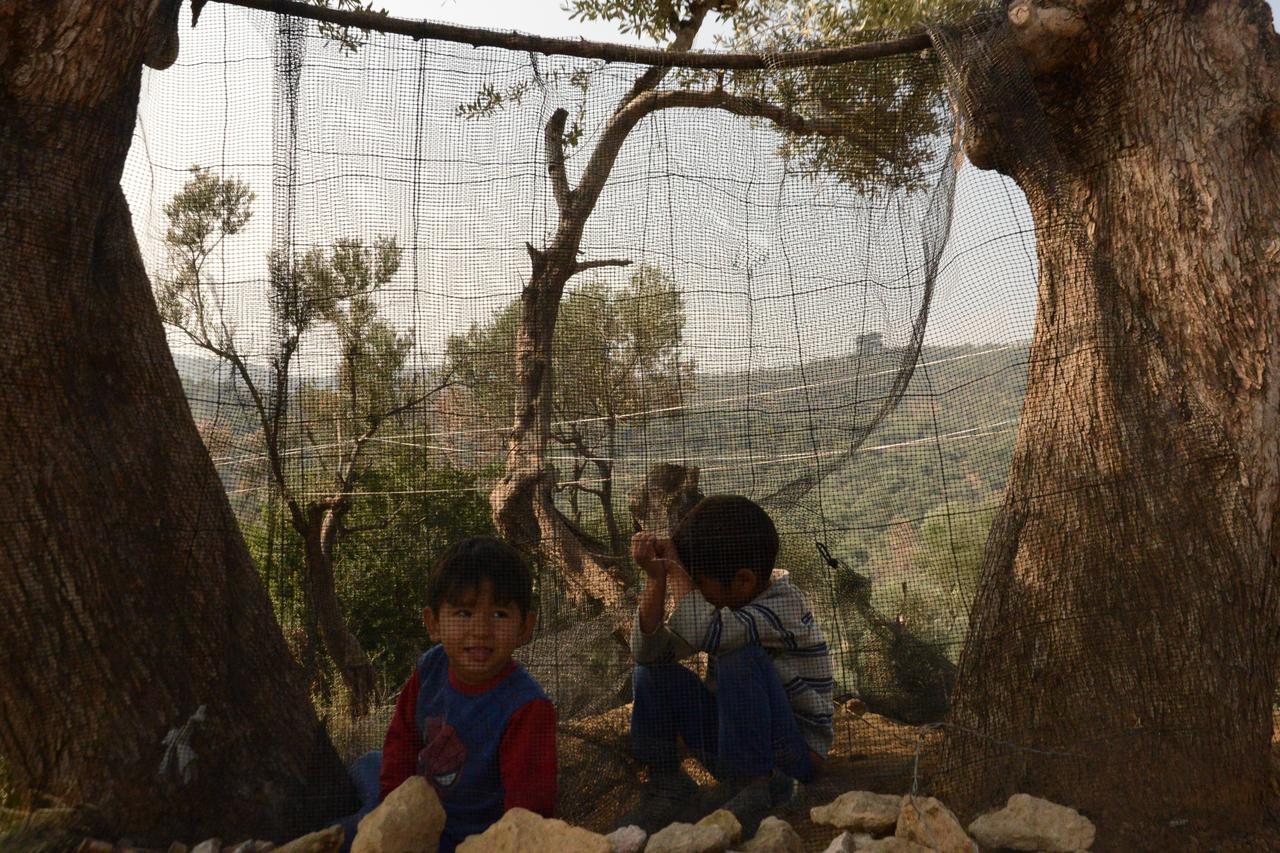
631, 615, 696, 664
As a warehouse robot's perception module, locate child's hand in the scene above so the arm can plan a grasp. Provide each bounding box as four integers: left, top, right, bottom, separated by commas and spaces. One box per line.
666, 559, 694, 600
631, 532, 680, 581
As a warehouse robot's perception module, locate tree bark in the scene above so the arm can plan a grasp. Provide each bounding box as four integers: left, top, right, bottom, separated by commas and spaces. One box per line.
598, 417, 625, 558
0, 2, 354, 842
492, 240, 631, 609
935, 1, 1280, 832
298, 500, 375, 716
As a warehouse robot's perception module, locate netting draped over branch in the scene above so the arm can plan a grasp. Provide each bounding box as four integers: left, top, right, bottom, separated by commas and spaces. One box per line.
113, 0, 1050, 831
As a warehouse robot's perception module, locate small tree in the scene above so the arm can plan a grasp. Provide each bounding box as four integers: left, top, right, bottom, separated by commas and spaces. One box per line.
159, 166, 445, 715
477, 0, 978, 609
448, 265, 688, 560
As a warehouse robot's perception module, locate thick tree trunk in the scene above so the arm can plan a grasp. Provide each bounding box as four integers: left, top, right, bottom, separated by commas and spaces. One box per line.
935, 1, 1280, 832
0, 2, 354, 842
492, 243, 630, 609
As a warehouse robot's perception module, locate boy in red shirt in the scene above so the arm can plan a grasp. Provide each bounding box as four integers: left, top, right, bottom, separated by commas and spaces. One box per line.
351, 537, 556, 852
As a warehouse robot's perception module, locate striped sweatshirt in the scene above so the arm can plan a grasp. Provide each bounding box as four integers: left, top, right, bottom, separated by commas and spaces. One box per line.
631, 570, 835, 757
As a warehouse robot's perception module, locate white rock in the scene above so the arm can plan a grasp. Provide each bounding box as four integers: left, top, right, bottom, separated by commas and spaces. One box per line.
606, 824, 649, 853
821, 832, 857, 853
741, 816, 803, 853
967, 793, 1096, 852
697, 810, 742, 845
191, 841, 222, 853
895, 796, 976, 853
810, 791, 902, 835
457, 808, 611, 853
646, 821, 732, 853
352, 775, 445, 853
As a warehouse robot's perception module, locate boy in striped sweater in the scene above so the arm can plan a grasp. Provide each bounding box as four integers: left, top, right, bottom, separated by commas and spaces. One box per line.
624, 495, 833, 835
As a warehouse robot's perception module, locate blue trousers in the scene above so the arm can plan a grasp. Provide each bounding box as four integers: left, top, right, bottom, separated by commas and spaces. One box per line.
630, 645, 814, 782
337, 750, 382, 853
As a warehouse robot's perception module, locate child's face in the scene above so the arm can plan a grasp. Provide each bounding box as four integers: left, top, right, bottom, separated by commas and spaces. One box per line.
696, 568, 762, 609
423, 581, 536, 686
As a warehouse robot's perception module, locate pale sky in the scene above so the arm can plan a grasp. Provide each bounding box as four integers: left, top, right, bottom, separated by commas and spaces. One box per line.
124, 1, 1275, 378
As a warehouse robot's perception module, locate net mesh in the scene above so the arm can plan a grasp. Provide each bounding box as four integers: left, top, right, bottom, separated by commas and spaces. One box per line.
110, 2, 1047, 837
31, 0, 1259, 846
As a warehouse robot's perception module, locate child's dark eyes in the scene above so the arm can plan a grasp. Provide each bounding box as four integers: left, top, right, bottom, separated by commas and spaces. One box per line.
448, 608, 515, 619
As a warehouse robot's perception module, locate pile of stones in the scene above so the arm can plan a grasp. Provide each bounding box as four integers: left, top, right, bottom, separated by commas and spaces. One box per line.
74, 778, 1095, 853
808, 790, 1095, 853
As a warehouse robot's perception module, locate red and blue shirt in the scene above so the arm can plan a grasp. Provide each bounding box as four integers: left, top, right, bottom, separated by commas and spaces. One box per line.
380, 645, 556, 851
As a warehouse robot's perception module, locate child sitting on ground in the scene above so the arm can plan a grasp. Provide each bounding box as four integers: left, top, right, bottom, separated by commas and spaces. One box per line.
368, 536, 556, 852
624, 495, 834, 835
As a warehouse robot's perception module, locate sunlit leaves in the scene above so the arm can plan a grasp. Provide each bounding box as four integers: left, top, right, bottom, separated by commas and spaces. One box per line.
158, 166, 254, 337
455, 81, 533, 119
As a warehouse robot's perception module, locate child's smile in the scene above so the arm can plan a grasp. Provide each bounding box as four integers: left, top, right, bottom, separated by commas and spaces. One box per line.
423, 581, 537, 685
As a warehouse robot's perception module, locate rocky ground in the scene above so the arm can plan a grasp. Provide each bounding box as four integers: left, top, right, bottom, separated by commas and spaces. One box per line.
9, 704, 1280, 851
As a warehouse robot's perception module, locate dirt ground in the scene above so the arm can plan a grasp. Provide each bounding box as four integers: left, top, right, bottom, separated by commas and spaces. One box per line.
558, 702, 1280, 852
8, 703, 1280, 851
560, 700, 939, 848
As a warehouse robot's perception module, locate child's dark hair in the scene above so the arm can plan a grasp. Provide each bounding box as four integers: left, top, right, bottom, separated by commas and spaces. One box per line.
426, 536, 534, 616
671, 495, 779, 586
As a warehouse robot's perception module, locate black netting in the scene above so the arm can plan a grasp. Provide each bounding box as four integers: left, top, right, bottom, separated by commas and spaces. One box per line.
119, 2, 1036, 839
14, 0, 1275, 849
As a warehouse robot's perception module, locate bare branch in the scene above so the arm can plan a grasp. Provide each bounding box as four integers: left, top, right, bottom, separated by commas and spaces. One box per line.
621, 1, 713, 106
203, 0, 941, 70
574, 257, 632, 274
573, 85, 849, 224
544, 108, 573, 214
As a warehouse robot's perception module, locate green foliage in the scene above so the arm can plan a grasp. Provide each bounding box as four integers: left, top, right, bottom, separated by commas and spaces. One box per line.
447, 265, 688, 434
160, 164, 408, 456
717, 0, 987, 192
444, 265, 689, 541
157, 167, 254, 334
564, 0, 989, 191
553, 266, 690, 437
246, 457, 495, 692
270, 236, 409, 419
567, 0, 694, 43
340, 459, 496, 686
309, 0, 390, 55
455, 81, 533, 119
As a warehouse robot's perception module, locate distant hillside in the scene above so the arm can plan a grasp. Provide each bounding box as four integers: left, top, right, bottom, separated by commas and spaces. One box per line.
613, 341, 1028, 539
171, 339, 1030, 568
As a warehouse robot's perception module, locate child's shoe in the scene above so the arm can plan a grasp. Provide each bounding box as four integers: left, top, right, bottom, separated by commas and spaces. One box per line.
615, 768, 700, 833
705, 772, 798, 838
717, 777, 772, 838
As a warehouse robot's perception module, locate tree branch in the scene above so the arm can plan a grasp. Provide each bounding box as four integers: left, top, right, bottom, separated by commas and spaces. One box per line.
573, 85, 849, 224
574, 257, 632, 274
544, 107, 572, 214
203, 0, 940, 70
640, 88, 849, 137
621, 1, 712, 106
332, 373, 454, 500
